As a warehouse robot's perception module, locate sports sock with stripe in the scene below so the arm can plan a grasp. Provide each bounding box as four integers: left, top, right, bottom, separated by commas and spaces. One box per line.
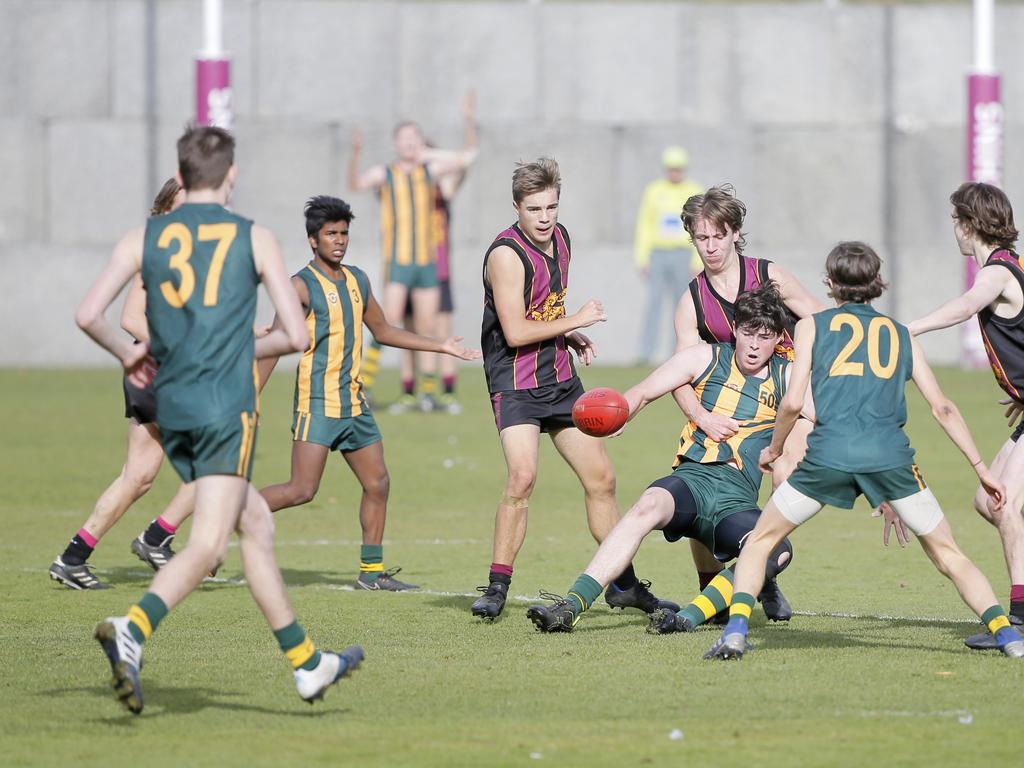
680, 568, 734, 628
725, 591, 756, 635
274, 620, 322, 671
62, 529, 96, 566
359, 544, 384, 583
565, 573, 604, 616
126, 592, 168, 644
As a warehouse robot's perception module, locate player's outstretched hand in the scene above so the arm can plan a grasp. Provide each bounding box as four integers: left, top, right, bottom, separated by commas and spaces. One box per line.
872, 502, 909, 548
566, 331, 597, 366
573, 300, 607, 329
697, 410, 740, 442
999, 397, 1024, 427
123, 343, 157, 388
758, 444, 781, 474
977, 464, 1006, 513
441, 336, 482, 361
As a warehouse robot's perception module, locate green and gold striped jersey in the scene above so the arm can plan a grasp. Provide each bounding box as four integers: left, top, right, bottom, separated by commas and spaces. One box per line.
674, 344, 789, 494
380, 163, 434, 272
142, 203, 258, 430
292, 263, 371, 419
805, 304, 915, 472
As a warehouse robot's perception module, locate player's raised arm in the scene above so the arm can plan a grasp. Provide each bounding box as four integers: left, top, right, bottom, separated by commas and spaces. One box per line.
768, 262, 825, 318
760, 316, 815, 472
363, 287, 480, 360
624, 343, 714, 420
487, 245, 604, 348
251, 225, 308, 358
671, 290, 738, 440
908, 266, 1010, 336
120, 273, 150, 343
76, 226, 150, 380
909, 336, 1005, 509
347, 126, 387, 192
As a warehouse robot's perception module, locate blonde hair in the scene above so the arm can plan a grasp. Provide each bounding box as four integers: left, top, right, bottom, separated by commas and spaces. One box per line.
512, 157, 561, 204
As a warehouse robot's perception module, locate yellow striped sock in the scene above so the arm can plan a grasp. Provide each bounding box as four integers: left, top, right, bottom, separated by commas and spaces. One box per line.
127, 605, 153, 640
988, 614, 1011, 635
284, 637, 316, 669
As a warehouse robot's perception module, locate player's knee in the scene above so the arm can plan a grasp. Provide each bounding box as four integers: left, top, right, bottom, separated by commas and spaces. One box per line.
765, 538, 793, 579
364, 469, 390, 501
505, 469, 536, 499
122, 464, 159, 497
584, 462, 616, 499
289, 481, 320, 506
627, 491, 668, 528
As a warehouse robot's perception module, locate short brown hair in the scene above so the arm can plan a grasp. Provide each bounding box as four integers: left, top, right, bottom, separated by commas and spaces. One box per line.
512, 157, 561, 204
734, 280, 789, 335
150, 178, 181, 216
824, 241, 887, 303
950, 182, 1018, 251
681, 184, 747, 255
177, 125, 234, 191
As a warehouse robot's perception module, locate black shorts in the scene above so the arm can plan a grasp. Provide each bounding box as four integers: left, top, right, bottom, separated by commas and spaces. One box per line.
649, 474, 761, 562
123, 374, 157, 424
402, 280, 453, 315
490, 378, 585, 433
1013, 420, 1024, 443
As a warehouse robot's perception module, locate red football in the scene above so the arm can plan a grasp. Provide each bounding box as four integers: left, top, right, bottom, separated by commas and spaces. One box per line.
572, 387, 629, 437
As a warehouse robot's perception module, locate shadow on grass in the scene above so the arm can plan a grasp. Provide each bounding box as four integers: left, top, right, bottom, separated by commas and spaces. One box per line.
277, 567, 356, 587
44, 681, 348, 720
744, 619, 981, 656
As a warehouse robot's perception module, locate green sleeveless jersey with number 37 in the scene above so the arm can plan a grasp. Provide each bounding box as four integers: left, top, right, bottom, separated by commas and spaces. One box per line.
141, 203, 259, 430
806, 303, 915, 472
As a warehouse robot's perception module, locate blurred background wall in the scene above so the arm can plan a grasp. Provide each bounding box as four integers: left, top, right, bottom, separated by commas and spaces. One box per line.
2, 0, 1023, 366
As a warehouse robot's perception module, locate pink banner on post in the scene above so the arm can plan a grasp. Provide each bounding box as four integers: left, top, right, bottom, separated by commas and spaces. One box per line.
962, 73, 1003, 368
196, 57, 232, 129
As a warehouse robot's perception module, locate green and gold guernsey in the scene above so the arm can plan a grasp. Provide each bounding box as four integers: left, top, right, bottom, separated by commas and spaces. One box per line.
141, 203, 258, 430
805, 303, 915, 472
293, 263, 371, 420
675, 344, 789, 496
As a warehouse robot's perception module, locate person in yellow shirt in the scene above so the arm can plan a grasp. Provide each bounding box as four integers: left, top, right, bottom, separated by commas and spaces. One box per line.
634, 146, 703, 364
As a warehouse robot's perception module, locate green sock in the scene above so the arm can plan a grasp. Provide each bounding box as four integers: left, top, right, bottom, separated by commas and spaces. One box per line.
360, 544, 384, 583
565, 574, 604, 616
127, 592, 168, 644
680, 568, 734, 628
274, 621, 321, 671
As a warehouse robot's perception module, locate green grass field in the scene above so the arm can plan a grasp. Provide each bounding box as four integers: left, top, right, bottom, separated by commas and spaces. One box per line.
2, 364, 1022, 767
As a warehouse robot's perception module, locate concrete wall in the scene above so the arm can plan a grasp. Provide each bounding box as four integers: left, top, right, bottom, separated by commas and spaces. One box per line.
2, 0, 1022, 367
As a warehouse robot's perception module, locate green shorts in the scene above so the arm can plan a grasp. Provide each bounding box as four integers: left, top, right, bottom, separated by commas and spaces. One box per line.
787, 460, 927, 509
386, 261, 438, 290
292, 409, 382, 452
161, 410, 258, 483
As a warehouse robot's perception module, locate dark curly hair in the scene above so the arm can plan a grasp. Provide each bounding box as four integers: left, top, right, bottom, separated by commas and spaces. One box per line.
950, 182, 1018, 251
304, 195, 355, 237
824, 241, 887, 303
734, 280, 789, 334
681, 184, 747, 256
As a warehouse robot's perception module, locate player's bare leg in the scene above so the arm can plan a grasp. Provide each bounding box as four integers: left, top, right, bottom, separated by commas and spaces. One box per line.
343, 441, 415, 590
411, 285, 441, 411
260, 441, 330, 512
707, 499, 797, 660
471, 424, 539, 619
551, 426, 676, 613
582, 489, 674, 585
51, 419, 165, 590
972, 438, 1024, 611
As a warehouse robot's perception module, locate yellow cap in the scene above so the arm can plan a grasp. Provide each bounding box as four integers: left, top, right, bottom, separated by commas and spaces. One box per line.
662, 145, 689, 168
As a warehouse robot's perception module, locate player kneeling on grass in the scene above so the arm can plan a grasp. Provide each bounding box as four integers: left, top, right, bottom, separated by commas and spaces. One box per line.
77, 126, 363, 714
706, 241, 1024, 661
527, 282, 804, 633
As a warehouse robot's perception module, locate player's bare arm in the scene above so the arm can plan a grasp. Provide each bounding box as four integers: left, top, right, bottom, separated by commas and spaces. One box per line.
76, 226, 151, 384
251, 225, 309, 359
363, 289, 480, 360
908, 265, 1012, 336
767, 262, 825, 318
120, 274, 149, 343
487, 245, 605, 347
909, 336, 1005, 509
623, 343, 715, 421
671, 289, 739, 439
760, 317, 815, 472
437, 90, 478, 200
347, 126, 387, 192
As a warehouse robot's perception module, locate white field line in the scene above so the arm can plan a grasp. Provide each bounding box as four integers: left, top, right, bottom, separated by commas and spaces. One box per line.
27, 566, 984, 624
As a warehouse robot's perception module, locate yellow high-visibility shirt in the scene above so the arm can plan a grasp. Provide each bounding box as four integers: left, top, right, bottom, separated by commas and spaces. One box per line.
633, 178, 704, 269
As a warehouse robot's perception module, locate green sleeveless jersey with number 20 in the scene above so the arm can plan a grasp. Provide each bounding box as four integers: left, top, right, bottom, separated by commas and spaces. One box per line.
142, 203, 259, 430
806, 303, 915, 472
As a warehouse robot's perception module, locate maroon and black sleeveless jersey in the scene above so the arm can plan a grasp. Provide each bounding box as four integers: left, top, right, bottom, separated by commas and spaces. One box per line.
979, 249, 1024, 402
688, 255, 797, 358
481, 222, 576, 393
